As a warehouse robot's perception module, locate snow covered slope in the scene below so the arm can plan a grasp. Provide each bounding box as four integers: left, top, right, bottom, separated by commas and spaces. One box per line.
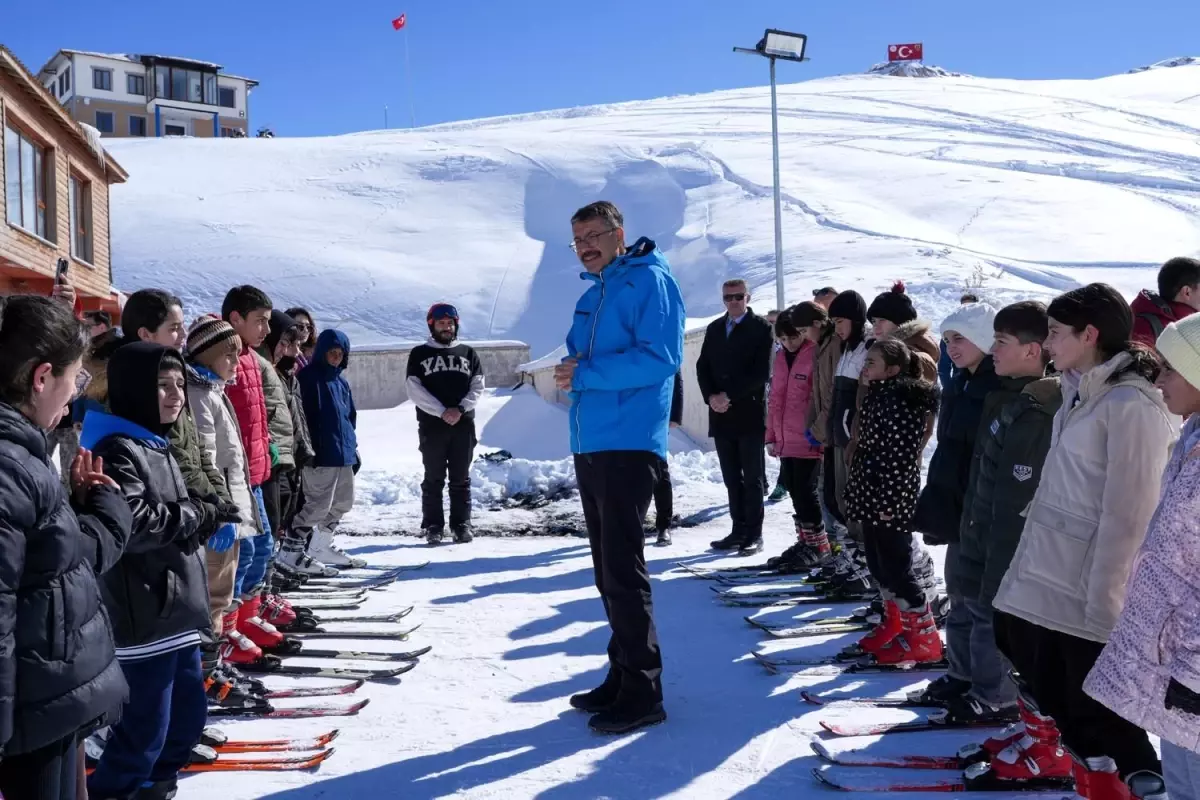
106, 63, 1200, 354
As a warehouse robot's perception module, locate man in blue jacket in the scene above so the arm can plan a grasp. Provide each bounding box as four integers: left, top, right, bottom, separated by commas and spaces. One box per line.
554, 201, 685, 735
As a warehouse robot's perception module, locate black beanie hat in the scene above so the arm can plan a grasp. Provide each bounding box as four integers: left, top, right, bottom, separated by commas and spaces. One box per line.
262, 309, 298, 355
828, 290, 868, 323
867, 280, 917, 326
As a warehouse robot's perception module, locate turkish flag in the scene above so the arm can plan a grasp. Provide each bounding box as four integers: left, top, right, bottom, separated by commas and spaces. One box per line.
888, 43, 923, 62
392, 13, 407, 30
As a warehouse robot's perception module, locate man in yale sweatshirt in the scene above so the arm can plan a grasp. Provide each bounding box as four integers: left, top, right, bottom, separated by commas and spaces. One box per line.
406, 303, 484, 545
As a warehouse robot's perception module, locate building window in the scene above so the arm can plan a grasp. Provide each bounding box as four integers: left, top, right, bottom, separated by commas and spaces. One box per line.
95, 111, 115, 134
220, 126, 244, 138
129, 116, 147, 137
126, 73, 145, 95
152, 65, 218, 104
164, 124, 187, 137
219, 87, 237, 108
92, 68, 113, 91
70, 175, 94, 263
4, 124, 50, 240
59, 66, 71, 95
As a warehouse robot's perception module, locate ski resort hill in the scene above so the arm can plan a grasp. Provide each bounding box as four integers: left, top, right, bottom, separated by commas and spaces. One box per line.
105, 61, 1200, 356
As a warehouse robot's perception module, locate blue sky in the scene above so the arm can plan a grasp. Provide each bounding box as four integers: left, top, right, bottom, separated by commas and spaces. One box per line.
8, 0, 1199, 137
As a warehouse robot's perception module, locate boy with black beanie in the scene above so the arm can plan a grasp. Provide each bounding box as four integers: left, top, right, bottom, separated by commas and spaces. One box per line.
407, 303, 485, 544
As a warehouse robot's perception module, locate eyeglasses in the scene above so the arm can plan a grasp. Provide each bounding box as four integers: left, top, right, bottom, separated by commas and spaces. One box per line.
293, 322, 312, 332
569, 228, 615, 253
723, 293, 746, 302
72, 368, 92, 402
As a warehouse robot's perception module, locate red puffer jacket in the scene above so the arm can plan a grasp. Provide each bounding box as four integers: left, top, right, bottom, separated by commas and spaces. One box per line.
225, 346, 271, 487
766, 342, 822, 459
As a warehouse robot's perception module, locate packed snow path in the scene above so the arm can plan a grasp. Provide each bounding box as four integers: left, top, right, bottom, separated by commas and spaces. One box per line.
179, 526, 1001, 800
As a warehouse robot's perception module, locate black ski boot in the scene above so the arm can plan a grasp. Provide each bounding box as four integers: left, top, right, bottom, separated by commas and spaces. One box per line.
204, 665, 269, 710
655, 529, 672, 547
424, 526, 445, 546
929, 694, 1019, 726
570, 671, 622, 714
452, 525, 474, 544
588, 695, 667, 735
906, 674, 971, 706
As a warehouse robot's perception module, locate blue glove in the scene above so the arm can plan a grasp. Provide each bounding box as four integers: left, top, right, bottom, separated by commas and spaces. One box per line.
208, 523, 236, 553
804, 429, 821, 449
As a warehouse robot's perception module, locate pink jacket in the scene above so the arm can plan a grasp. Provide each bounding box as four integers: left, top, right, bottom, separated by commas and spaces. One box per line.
1084, 415, 1200, 753
766, 343, 822, 459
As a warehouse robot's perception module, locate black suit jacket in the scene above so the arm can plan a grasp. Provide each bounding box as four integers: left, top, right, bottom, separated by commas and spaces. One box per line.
695, 309, 773, 438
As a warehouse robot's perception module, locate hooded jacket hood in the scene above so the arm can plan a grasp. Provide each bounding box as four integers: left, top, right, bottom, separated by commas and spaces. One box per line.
261, 310, 298, 357
312, 329, 351, 373
105, 342, 182, 438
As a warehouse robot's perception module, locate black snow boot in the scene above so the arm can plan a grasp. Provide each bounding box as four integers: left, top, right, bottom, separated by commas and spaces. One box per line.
710, 530, 742, 550
452, 525, 474, 544
588, 695, 667, 735
570, 670, 622, 714
424, 526, 445, 546
655, 529, 672, 547
738, 536, 764, 557
906, 674, 971, 706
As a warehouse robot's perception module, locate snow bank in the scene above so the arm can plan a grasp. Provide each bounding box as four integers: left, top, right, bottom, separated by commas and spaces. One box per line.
865, 62, 964, 78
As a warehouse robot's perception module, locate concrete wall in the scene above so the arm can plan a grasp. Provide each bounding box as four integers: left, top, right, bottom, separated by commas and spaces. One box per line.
521, 326, 715, 449
345, 340, 531, 411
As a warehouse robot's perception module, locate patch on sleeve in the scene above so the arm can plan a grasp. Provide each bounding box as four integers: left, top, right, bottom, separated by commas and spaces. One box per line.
1013, 465, 1033, 482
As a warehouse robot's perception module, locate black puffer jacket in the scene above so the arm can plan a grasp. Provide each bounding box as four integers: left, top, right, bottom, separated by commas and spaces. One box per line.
81, 344, 213, 652
0, 402, 132, 756
913, 357, 1002, 545
953, 375, 1062, 605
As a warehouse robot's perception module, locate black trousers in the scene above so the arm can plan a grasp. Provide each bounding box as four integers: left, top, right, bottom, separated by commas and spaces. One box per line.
651, 457, 672, 532
278, 467, 303, 536
779, 457, 822, 527
822, 447, 846, 526
0, 732, 80, 800
861, 521, 925, 610
575, 451, 663, 704
419, 420, 476, 531
714, 433, 766, 539
261, 471, 282, 541
994, 611, 1160, 778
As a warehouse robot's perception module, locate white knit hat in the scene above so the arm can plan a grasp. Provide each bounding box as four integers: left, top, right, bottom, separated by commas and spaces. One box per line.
1156, 313, 1200, 391
939, 302, 998, 355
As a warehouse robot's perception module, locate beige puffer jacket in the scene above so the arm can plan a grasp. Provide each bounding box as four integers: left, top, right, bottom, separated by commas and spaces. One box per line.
186, 364, 262, 540
993, 352, 1178, 643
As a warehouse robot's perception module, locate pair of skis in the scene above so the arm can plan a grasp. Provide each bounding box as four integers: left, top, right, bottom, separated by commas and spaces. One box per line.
745, 612, 876, 638
751, 649, 948, 676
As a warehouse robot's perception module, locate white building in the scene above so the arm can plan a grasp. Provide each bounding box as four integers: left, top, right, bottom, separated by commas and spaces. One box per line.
36, 50, 258, 138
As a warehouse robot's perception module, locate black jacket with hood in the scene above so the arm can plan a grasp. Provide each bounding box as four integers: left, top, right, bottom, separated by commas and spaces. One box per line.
80, 343, 215, 657
0, 401, 132, 755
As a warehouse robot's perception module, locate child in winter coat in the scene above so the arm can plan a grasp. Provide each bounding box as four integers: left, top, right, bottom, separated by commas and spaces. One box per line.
82, 343, 233, 800
843, 339, 941, 666
826, 290, 869, 539
909, 302, 1003, 708
1083, 311, 1200, 800
0, 295, 132, 800
993, 283, 1177, 794
184, 317, 272, 674
764, 305, 829, 572
293, 329, 359, 553
936, 303, 1063, 755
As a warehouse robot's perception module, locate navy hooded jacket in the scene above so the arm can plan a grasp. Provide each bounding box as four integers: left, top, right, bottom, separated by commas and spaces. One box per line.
298, 329, 358, 467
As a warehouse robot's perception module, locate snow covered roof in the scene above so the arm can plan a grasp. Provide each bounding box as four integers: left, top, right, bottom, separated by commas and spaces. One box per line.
866, 61, 965, 78
1129, 56, 1200, 73
38, 49, 258, 86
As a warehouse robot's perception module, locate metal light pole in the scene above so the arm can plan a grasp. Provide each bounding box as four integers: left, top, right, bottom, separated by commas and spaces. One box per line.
735, 30, 809, 312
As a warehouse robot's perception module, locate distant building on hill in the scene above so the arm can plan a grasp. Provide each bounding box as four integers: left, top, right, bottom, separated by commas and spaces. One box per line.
0, 46, 127, 314
35, 49, 258, 139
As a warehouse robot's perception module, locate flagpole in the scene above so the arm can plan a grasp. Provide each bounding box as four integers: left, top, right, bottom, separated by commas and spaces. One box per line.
403, 25, 416, 128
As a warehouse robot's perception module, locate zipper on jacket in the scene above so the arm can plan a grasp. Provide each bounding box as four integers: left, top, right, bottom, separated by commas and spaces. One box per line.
576, 272, 607, 453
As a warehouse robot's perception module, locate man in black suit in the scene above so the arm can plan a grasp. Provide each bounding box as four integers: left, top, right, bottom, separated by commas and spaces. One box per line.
696, 279, 774, 555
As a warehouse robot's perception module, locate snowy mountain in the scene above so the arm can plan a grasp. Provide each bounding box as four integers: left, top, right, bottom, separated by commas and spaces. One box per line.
106, 63, 1200, 355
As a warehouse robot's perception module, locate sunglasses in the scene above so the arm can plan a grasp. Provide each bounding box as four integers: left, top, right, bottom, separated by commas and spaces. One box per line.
723, 293, 746, 302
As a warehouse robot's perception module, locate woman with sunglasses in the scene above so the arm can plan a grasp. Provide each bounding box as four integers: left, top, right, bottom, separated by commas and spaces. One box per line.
0, 295, 133, 800
285, 307, 317, 370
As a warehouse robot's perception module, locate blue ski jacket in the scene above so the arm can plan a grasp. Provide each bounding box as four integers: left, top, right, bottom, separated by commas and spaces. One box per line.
565, 238, 685, 459
299, 329, 358, 468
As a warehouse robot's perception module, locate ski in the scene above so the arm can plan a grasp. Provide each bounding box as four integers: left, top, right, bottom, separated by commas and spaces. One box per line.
712, 585, 818, 600
721, 592, 874, 608
264, 680, 364, 699
279, 606, 415, 633
285, 586, 373, 598
192, 749, 331, 767
353, 561, 430, 574
677, 562, 774, 579
287, 645, 431, 663
286, 600, 364, 612
183, 749, 334, 773
208, 698, 370, 719
812, 765, 1074, 793
239, 662, 415, 681
801, 690, 934, 709
810, 740, 960, 770
746, 618, 873, 638
287, 623, 422, 641
751, 651, 948, 676
819, 716, 1005, 737
303, 564, 422, 589
202, 729, 341, 752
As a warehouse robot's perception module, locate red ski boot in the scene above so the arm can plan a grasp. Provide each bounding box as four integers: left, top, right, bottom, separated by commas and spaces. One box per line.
260, 593, 297, 627
1074, 757, 1129, 800
959, 694, 1047, 764
985, 712, 1073, 783
236, 596, 284, 650
872, 605, 944, 666
837, 600, 900, 660
218, 608, 263, 666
